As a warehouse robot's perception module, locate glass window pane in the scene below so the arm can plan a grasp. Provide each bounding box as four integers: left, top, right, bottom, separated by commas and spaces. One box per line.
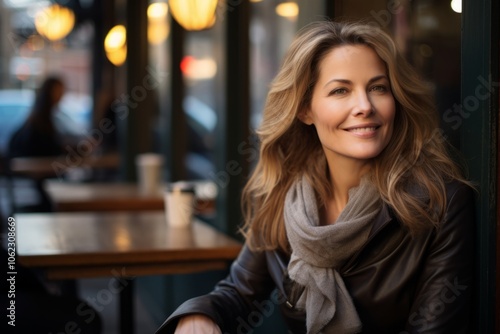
0, 1, 93, 155
148, 0, 171, 158
183, 11, 225, 180
406, 0, 461, 147
250, 0, 299, 130
249, 0, 326, 130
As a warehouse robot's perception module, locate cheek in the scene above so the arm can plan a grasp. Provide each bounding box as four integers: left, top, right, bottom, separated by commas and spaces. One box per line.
314, 116, 342, 137
310, 100, 344, 125
378, 99, 396, 125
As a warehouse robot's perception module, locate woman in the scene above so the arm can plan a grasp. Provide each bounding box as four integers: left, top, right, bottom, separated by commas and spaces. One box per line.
157, 21, 475, 334
8, 76, 65, 158
7, 76, 65, 212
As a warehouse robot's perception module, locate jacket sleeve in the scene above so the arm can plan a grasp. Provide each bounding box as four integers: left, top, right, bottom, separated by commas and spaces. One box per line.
155, 244, 276, 334
404, 182, 476, 334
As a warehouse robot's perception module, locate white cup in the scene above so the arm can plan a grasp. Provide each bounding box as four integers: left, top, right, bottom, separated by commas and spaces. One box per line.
164, 182, 195, 228
135, 153, 164, 195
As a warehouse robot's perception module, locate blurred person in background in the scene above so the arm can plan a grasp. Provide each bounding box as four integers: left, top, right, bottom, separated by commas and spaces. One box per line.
6, 76, 66, 213
7, 76, 65, 158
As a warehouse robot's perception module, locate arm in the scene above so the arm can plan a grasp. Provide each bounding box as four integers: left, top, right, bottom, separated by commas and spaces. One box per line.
156, 244, 276, 334
404, 182, 476, 334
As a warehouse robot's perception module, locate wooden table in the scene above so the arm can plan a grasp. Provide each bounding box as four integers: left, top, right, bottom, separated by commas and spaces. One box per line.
15, 211, 242, 334
44, 181, 216, 214
9, 153, 120, 179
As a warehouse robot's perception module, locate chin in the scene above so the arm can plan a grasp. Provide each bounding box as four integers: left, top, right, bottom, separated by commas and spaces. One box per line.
350, 148, 385, 160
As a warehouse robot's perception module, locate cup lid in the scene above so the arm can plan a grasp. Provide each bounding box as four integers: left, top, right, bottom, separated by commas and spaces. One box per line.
136, 153, 164, 165
167, 181, 195, 193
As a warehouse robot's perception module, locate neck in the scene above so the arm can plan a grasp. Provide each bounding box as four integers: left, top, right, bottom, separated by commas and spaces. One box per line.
327, 157, 372, 208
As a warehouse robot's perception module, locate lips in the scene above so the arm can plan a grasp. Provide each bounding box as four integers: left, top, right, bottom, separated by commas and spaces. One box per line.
343, 124, 380, 132
341, 123, 381, 138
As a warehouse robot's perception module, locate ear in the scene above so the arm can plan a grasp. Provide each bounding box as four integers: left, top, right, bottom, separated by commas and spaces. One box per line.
297, 108, 314, 125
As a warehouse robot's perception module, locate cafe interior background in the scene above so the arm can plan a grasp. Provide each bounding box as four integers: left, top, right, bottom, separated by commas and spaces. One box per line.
0, 0, 497, 333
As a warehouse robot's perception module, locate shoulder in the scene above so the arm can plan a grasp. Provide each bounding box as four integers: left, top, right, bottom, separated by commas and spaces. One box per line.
443, 179, 476, 218
406, 178, 475, 217
445, 179, 475, 200
403, 178, 475, 237
434, 179, 475, 251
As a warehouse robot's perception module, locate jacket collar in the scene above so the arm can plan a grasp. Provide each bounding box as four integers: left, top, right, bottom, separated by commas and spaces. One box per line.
367, 202, 394, 239
340, 202, 395, 272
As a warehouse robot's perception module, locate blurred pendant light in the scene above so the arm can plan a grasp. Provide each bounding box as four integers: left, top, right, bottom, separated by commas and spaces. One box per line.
450, 0, 462, 13
169, 0, 218, 31
35, 4, 75, 41
148, 2, 170, 44
275, 2, 299, 21
104, 25, 127, 66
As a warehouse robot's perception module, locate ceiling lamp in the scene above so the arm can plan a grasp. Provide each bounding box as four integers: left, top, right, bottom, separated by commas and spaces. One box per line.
35, 4, 75, 41
276, 2, 299, 21
148, 2, 170, 44
450, 0, 462, 13
104, 25, 127, 67
169, 0, 218, 31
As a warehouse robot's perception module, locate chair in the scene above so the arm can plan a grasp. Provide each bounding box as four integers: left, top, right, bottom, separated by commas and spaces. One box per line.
1, 153, 54, 215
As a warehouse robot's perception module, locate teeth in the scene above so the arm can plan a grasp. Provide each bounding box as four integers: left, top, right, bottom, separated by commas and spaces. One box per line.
348, 127, 376, 132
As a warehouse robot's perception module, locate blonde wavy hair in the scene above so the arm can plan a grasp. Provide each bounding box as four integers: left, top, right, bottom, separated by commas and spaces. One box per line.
241, 21, 469, 253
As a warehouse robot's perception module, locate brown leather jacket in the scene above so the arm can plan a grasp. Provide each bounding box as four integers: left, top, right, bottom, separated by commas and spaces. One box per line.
157, 181, 475, 334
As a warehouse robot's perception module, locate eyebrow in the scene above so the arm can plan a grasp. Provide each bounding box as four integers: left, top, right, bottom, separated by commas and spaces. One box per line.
323, 74, 388, 89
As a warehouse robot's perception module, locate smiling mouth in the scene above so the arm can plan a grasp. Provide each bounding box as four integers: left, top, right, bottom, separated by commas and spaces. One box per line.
345, 126, 379, 133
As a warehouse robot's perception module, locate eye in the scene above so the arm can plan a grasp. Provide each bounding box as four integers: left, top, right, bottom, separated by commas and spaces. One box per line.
370, 85, 388, 93
329, 88, 348, 96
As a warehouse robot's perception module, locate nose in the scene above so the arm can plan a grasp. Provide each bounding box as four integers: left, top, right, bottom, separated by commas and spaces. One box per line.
352, 91, 373, 117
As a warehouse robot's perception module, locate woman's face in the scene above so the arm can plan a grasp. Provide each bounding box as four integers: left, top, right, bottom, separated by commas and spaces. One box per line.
301, 44, 395, 165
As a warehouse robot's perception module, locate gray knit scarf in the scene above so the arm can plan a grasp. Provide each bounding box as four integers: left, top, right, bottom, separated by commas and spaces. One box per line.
284, 175, 381, 334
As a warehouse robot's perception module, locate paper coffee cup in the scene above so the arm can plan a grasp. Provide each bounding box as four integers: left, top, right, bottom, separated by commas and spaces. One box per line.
136, 153, 163, 195
164, 182, 195, 228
